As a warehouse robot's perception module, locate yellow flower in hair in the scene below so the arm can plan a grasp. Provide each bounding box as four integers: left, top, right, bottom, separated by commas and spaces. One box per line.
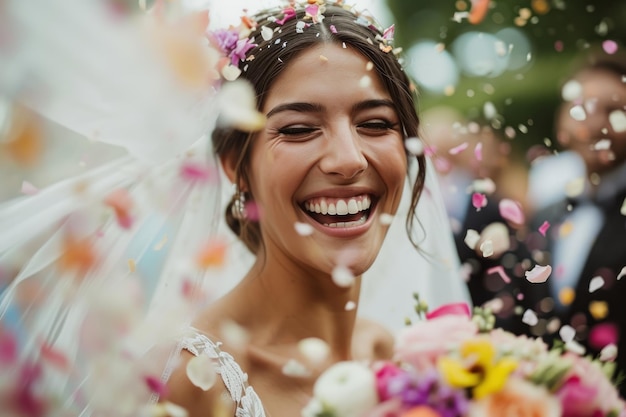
438, 338, 518, 400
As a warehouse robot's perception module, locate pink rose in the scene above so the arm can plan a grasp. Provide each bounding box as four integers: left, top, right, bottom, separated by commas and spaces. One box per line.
374, 361, 405, 402
469, 379, 561, 417
395, 315, 478, 371
558, 376, 600, 417
425, 303, 471, 320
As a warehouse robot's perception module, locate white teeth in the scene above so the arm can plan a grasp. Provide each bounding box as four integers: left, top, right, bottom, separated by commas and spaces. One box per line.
304, 196, 372, 216
323, 215, 367, 228
336, 200, 348, 215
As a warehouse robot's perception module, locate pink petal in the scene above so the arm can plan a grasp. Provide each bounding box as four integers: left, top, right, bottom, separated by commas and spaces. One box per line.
472, 192, 487, 211
40, 342, 71, 371
0, 330, 18, 364
525, 264, 552, 283
20, 181, 39, 195
474, 142, 483, 161
602, 40, 618, 55
555, 40, 564, 52
498, 198, 525, 225
538, 220, 550, 236
487, 265, 511, 283
449, 142, 469, 155
180, 161, 216, 182
425, 302, 471, 320
244, 201, 262, 221
145, 375, 169, 398
329, 25, 337, 34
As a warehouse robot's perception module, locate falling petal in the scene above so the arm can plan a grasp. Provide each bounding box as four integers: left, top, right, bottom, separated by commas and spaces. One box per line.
153, 235, 168, 251
618, 266, 626, 280
609, 109, 626, 133
186, 355, 217, 391
498, 198, 525, 225
569, 105, 586, 121
562, 80, 582, 101
104, 188, 134, 230
378, 213, 394, 226
319, 55, 328, 62
404, 137, 424, 155
244, 201, 262, 221
479, 240, 494, 257
261, 26, 273, 41
128, 259, 136, 273
195, 239, 227, 269
145, 375, 169, 398
163, 402, 189, 417
588, 276, 605, 293
40, 342, 71, 371
221, 64, 242, 81
599, 343, 618, 361
59, 235, 97, 273
20, 180, 39, 195
220, 320, 249, 350
345, 300, 356, 311
449, 142, 469, 155
559, 325, 576, 343
4, 117, 43, 166
282, 359, 310, 377
468, 0, 490, 24
522, 309, 538, 326
593, 139, 611, 150
0, 331, 18, 364
472, 193, 487, 211
331, 265, 354, 288
483, 101, 496, 120
487, 265, 511, 283
425, 302, 471, 319
298, 338, 330, 366
564, 340, 585, 355
565, 177, 585, 198
538, 220, 550, 236
474, 142, 483, 161
472, 178, 496, 194
464, 229, 480, 250
525, 264, 552, 283
602, 40, 618, 55
329, 25, 337, 34
219, 80, 266, 131
180, 161, 215, 182
359, 75, 372, 88
294, 222, 314, 236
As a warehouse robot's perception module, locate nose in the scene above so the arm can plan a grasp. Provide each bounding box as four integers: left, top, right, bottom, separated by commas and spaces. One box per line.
319, 126, 368, 179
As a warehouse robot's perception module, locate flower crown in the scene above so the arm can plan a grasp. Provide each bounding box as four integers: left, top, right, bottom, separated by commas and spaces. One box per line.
206, 0, 400, 81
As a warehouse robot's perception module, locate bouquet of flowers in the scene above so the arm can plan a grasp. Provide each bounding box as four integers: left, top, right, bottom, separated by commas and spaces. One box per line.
302, 300, 625, 417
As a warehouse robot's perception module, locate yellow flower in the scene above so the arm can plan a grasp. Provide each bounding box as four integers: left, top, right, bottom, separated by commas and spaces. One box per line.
438, 339, 518, 399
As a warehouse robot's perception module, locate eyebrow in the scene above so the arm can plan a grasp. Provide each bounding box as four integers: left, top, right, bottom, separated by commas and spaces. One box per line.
265, 99, 396, 119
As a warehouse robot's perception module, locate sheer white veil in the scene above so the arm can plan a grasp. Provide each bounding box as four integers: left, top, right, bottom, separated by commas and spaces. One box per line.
0, 0, 467, 414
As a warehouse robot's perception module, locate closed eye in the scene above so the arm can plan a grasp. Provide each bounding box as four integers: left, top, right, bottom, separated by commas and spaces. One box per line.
357, 120, 399, 134
277, 126, 319, 135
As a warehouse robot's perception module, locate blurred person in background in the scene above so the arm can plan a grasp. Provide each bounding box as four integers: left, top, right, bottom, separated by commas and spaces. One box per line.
422, 106, 534, 334
527, 50, 626, 397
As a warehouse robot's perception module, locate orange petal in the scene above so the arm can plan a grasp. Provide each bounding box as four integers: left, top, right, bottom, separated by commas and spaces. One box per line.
104, 188, 134, 229
4, 118, 43, 166
59, 236, 97, 273
468, 0, 490, 24
196, 239, 227, 269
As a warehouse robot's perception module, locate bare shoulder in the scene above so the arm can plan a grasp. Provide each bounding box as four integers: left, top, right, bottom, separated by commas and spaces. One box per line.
165, 349, 235, 417
352, 317, 395, 361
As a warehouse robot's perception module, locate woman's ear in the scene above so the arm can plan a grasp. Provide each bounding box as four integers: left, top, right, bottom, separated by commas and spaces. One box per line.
220, 151, 238, 185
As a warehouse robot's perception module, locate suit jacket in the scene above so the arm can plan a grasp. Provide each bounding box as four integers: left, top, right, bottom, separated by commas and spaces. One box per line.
528, 188, 626, 398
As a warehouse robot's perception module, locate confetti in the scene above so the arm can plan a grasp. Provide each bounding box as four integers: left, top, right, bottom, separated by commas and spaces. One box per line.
602, 40, 618, 55
332, 265, 354, 288
592, 139, 611, 150
319, 55, 328, 62
180, 161, 216, 182
559, 325, 576, 343
282, 359, 310, 377
569, 105, 586, 121
153, 235, 168, 251
329, 25, 338, 34
359, 75, 372, 88
261, 26, 274, 41
599, 343, 618, 362
538, 220, 550, 236
588, 276, 605, 293
40, 342, 71, 371
145, 375, 169, 398
468, 0, 490, 24
196, 239, 227, 269
486, 265, 511, 283
448, 142, 469, 155
104, 188, 134, 229
479, 240, 493, 257
128, 259, 136, 273
618, 266, 626, 280
378, 213, 394, 226
472, 193, 487, 211
464, 229, 480, 250
474, 142, 483, 161
561, 80, 583, 101
404, 137, 424, 155
524, 264, 552, 283
60, 235, 97, 272
20, 180, 39, 195
294, 222, 314, 236
345, 300, 356, 311
298, 337, 330, 366
498, 199, 525, 225
522, 309, 538, 326
186, 354, 217, 391
609, 109, 626, 132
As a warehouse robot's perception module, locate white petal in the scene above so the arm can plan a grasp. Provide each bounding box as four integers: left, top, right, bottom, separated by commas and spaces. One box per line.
600, 344, 618, 362
525, 264, 552, 283
404, 137, 423, 155
298, 337, 330, 366
522, 309, 538, 326
332, 265, 354, 288
261, 26, 274, 41
559, 325, 576, 343
589, 276, 605, 293
464, 229, 480, 250
378, 213, 394, 226
282, 359, 310, 377
186, 355, 217, 391
609, 109, 626, 133
294, 222, 314, 236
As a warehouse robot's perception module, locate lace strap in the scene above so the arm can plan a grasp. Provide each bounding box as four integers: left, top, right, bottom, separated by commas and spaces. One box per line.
181, 333, 266, 417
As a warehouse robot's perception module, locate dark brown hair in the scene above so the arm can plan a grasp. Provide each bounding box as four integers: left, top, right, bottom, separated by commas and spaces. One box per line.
212, 4, 427, 254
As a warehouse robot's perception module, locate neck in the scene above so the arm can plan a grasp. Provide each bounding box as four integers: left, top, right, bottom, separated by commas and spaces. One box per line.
225, 251, 361, 359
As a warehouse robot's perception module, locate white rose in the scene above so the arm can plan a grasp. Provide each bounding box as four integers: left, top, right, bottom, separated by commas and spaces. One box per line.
312, 361, 378, 417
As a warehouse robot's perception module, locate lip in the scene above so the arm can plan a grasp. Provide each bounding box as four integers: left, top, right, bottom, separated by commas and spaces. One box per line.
297, 187, 381, 238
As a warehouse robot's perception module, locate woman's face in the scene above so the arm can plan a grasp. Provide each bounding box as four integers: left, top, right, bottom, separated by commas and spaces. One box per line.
247, 43, 407, 276
557, 68, 626, 175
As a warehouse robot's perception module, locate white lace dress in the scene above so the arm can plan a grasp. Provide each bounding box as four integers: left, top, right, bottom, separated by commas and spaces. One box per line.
159, 332, 266, 417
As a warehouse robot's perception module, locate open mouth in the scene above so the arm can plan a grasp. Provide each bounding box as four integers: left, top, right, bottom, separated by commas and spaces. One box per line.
302, 194, 374, 228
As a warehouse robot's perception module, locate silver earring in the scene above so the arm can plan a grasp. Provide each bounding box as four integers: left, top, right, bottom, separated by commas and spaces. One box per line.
231, 188, 247, 220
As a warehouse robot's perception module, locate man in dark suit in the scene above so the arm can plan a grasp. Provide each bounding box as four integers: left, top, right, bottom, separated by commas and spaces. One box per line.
528, 52, 626, 398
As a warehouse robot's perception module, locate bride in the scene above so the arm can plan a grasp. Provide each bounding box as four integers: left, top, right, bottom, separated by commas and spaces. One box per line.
0, 1, 468, 416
